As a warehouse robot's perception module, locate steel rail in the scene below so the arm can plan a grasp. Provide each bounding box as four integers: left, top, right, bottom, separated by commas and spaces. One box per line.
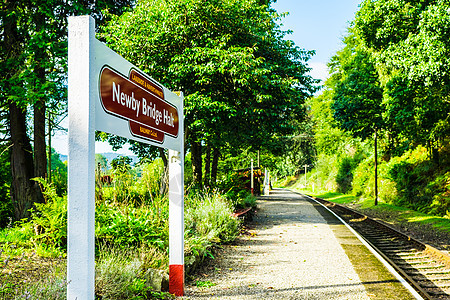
298, 192, 450, 300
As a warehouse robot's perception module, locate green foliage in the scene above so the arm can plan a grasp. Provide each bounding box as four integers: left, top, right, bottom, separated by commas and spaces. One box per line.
386, 146, 440, 211
0, 146, 12, 228
95, 246, 173, 300
99, 0, 317, 187
224, 189, 251, 210
136, 159, 166, 202
215, 172, 250, 208
49, 148, 67, 196
0, 200, 14, 229
30, 178, 67, 250
0, 157, 248, 298
354, 0, 450, 148
185, 189, 240, 260
102, 158, 166, 207
96, 153, 109, 173
304, 0, 450, 218
308, 91, 352, 157
0, 220, 35, 256
243, 194, 257, 209
330, 33, 384, 140
195, 280, 216, 288
96, 202, 168, 249
352, 157, 374, 198
302, 154, 339, 192
336, 157, 354, 194
111, 156, 133, 174
430, 172, 450, 216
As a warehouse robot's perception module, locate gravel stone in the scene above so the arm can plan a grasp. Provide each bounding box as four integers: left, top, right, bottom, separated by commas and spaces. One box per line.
183, 189, 372, 299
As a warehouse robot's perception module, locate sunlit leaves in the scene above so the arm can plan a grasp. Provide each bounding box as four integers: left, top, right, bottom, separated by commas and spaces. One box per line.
101, 0, 317, 153
354, 0, 450, 147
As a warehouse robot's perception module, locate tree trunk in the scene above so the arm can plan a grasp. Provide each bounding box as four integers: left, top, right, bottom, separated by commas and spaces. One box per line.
4, 0, 36, 219
48, 112, 52, 183
32, 11, 47, 204
33, 99, 46, 204
159, 148, 168, 195
204, 144, 211, 187
211, 147, 220, 185
191, 140, 202, 186
10, 102, 35, 219
374, 129, 378, 206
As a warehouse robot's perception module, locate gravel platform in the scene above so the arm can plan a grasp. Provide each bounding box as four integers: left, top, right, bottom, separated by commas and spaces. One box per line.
182, 189, 415, 300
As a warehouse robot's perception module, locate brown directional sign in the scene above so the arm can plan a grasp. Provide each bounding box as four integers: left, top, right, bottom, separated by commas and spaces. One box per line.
99, 66, 179, 143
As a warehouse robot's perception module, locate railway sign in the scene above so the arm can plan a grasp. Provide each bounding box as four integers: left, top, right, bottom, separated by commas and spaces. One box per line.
68, 15, 185, 300
99, 66, 180, 143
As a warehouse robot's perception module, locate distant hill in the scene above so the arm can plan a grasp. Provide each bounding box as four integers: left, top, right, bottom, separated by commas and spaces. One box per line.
59, 152, 139, 166
100, 152, 139, 166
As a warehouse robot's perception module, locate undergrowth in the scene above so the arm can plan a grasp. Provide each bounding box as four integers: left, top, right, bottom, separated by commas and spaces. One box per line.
0, 158, 249, 299
286, 145, 450, 217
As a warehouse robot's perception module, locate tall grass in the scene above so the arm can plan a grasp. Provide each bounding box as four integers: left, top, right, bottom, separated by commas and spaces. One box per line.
0, 158, 244, 299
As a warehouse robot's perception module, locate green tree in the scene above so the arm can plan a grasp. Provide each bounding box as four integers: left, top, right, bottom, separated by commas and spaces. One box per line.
49, 148, 68, 196
330, 33, 384, 204
354, 0, 450, 159
101, 0, 316, 186
330, 34, 384, 140
0, 0, 134, 219
111, 156, 133, 175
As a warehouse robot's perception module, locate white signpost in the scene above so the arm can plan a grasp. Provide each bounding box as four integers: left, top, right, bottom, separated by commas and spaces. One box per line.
68, 16, 184, 299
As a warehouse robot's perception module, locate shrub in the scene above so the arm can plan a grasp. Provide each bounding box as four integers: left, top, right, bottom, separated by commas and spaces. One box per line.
185, 190, 240, 245
96, 202, 168, 250
243, 194, 257, 208
429, 172, 450, 216
352, 157, 373, 197
0, 147, 12, 228
95, 246, 155, 299
0, 199, 13, 229
1, 156, 248, 299
386, 146, 433, 210
336, 157, 353, 193
311, 154, 339, 191
30, 178, 67, 251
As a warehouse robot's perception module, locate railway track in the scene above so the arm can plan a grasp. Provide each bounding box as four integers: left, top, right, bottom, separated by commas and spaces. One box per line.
311, 196, 450, 300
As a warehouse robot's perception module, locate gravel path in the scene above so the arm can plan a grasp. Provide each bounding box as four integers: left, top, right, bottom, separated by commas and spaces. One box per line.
182, 189, 373, 299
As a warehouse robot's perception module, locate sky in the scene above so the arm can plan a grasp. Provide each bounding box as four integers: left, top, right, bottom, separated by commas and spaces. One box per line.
52, 0, 362, 156
272, 0, 362, 82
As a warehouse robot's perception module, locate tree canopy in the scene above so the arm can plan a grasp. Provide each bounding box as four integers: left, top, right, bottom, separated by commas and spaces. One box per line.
354, 0, 450, 151
330, 33, 384, 140
100, 0, 317, 184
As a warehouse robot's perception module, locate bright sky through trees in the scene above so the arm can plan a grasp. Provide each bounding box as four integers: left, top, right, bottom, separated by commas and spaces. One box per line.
272, 0, 362, 82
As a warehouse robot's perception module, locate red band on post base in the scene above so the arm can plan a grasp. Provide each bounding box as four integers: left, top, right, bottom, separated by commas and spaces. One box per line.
169, 264, 184, 296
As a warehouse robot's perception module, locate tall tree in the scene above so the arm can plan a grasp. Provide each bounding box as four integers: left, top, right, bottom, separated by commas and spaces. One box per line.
101, 0, 317, 186
0, 0, 134, 219
330, 33, 384, 204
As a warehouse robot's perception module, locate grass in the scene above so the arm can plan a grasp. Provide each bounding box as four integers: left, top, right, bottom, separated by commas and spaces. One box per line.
366, 203, 450, 233
286, 183, 450, 235
195, 280, 216, 288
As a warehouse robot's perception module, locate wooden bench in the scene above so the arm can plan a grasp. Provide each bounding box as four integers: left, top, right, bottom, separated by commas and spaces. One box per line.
232, 207, 253, 218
